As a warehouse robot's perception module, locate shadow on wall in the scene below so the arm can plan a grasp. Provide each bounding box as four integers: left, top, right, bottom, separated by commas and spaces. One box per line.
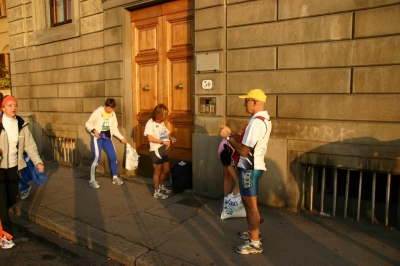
25, 115, 48, 161
290, 137, 400, 227
192, 126, 224, 198
192, 122, 287, 203
258, 158, 285, 209
42, 122, 85, 168
27, 114, 93, 171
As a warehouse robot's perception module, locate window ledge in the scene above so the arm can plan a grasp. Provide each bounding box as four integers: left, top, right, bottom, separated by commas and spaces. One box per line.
32, 0, 80, 45
34, 21, 80, 45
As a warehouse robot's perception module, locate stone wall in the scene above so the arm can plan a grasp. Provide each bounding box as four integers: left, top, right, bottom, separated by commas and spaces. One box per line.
5, 0, 400, 211
0, 16, 9, 52
193, 0, 400, 210
7, 0, 128, 172
0, 2, 10, 95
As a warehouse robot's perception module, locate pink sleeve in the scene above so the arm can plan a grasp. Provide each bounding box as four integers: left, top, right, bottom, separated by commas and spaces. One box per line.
217, 139, 227, 159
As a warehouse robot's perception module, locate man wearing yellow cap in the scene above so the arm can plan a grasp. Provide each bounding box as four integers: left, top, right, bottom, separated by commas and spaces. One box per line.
219, 88, 271, 255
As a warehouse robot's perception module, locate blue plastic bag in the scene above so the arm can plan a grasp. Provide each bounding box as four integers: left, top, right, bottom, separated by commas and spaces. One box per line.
19, 154, 47, 186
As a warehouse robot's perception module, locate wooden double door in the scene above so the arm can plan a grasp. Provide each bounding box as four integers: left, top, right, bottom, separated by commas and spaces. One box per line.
131, 0, 194, 162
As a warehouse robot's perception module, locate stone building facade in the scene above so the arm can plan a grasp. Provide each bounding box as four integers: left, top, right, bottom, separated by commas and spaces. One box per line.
0, 0, 11, 95
5, 0, 400, 215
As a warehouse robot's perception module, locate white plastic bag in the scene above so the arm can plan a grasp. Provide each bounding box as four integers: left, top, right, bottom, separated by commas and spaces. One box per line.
220, 193, 246, 219
125, 144, 139, 170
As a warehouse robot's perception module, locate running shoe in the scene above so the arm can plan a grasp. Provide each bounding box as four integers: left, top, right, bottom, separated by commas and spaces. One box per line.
89, 180, 100, 189
154, 191, 169, 199
19, 185, 32, 200
234, 240, 263, 255
159, 186, 171, 194
112, 177, 124, 186
1, 236, 16, 249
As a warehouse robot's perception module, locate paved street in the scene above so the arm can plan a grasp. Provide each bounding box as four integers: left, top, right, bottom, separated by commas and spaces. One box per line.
0, 215, 122, 266
8, 163, 400, 266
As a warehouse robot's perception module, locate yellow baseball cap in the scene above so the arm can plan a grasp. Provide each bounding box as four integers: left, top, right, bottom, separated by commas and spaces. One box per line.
238, 88, 267, 102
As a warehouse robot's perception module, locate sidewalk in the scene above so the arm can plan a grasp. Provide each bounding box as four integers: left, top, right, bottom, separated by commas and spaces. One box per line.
11, 163, 400, 266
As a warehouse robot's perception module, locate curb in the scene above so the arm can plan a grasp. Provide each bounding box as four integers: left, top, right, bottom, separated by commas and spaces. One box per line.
12, 201, 194, 266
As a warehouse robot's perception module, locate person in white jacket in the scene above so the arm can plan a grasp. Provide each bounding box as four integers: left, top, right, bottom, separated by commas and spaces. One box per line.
0, 95, 44, 249
85, 98, 127, 189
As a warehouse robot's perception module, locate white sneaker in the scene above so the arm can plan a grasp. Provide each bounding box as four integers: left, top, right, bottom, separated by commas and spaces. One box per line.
89, 180, 100, 189
235, 239, 263, 255
1, 236, 16, 249
153, 191, 168, 199
19, 185, 32, 200
112, 177, 124, 186
159, 186, 171, 194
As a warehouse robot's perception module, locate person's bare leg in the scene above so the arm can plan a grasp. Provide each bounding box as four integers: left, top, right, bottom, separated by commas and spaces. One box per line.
152, 164, 162, 190
159, 161, 170, 187
241, 195, 260, 241
223, 166, 232, 196
228, 165, 240, 195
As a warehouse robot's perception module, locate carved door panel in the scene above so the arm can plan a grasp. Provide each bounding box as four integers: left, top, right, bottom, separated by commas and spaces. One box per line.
132, 1, 193, 161
132, 16, 163, 157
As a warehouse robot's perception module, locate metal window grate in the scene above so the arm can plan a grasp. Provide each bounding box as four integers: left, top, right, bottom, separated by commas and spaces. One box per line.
50, 137, 76, 165
301, 165, 399, 227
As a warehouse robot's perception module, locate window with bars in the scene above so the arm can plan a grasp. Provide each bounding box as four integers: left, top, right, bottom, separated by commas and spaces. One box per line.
302, 165, 399, 227
50, 0, 72, 27
50, 137, 77, 165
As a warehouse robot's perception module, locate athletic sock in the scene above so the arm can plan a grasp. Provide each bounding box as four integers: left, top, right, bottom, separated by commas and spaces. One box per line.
250, 239, 260, 247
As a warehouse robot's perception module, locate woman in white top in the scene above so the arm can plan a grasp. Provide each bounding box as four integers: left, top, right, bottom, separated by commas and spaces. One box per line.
144, 104, 176, 199
85, 98, 127, 189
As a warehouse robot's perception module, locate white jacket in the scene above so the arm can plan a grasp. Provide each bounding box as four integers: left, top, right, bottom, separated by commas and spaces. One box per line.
85, 106, 124, 140
0, 115, 43, 170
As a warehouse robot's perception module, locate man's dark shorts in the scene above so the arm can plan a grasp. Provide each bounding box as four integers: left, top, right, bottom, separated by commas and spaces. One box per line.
150, 145, 169, 164
220, 144, 233, 166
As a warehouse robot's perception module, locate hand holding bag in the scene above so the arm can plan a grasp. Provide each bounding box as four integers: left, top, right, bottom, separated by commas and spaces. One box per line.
220, 193, 246, 219
125, 143, 139, 170
20, 154, 48, 186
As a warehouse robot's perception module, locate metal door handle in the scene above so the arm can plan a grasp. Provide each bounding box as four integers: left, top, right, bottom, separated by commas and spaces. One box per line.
176, 84, 183, 89
142, 86, 149, 91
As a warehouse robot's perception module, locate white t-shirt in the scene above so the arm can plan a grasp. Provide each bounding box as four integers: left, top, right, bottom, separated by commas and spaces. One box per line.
2, 115, 19, 168
144, 119, 170, 151
237, 111, 272, 171
101, 112, 110, 132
